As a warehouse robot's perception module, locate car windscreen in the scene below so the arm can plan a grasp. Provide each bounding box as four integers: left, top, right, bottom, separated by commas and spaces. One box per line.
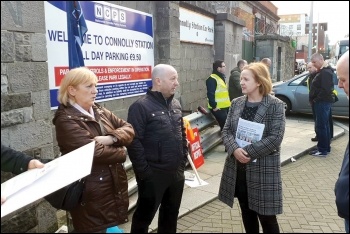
289, 75, 308, 86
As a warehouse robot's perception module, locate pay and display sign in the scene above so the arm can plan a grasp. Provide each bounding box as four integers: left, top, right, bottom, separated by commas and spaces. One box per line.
44, 1, 154, 109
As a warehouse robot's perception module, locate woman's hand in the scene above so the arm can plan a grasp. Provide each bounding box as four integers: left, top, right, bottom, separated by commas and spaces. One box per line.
233, 148, 250, 164
94, 136, 114, 146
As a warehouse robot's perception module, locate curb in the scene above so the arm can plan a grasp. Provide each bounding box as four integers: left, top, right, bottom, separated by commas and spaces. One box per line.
281, 130, 345, 166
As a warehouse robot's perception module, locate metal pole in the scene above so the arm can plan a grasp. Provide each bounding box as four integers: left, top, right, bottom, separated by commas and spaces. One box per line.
308, 1, 314, 62
316, 11, 319, 53
186, 154, 202, 185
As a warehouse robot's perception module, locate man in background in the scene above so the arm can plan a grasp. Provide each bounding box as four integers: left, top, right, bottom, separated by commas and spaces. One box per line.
307, 62, 319, 142
228, 59, 248, 101
309, 53, 334, 157
261, 58, 272, 68
206, 60, 231, 131
334, 50, 349, 233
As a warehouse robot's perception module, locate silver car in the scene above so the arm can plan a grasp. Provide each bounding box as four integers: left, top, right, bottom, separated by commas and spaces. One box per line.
272, 71, 349, 117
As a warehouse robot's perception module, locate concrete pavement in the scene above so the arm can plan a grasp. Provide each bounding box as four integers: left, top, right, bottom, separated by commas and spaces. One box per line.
118, 118, 346, 233
175, 130, 348, 233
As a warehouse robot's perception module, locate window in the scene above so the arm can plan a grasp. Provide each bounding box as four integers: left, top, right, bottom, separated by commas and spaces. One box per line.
289, 75, 307, 86
289, 25, 293, 30
297, 24, 301, 30
340, 46, 349, 54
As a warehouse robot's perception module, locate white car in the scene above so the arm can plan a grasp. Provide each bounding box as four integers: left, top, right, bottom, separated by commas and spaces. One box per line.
272, 71, 349, 117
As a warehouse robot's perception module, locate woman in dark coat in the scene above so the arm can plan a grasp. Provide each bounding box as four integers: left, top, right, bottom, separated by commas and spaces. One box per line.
219, 62, 286, 233
53, 67, 135, 233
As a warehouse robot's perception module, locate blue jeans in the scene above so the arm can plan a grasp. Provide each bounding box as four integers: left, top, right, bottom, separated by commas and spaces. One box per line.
314, 101, 332, 153
345, 218, 349, 233
312, 103, 334, 138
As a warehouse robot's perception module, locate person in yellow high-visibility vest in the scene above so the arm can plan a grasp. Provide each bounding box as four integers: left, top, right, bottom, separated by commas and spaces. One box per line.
206, 60, 231, 131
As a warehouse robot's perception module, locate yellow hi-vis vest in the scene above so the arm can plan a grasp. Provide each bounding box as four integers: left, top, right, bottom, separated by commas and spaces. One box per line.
207, 74, 231, 109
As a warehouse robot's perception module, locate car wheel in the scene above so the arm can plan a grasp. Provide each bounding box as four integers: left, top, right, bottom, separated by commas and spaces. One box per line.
277, 96, 291, 115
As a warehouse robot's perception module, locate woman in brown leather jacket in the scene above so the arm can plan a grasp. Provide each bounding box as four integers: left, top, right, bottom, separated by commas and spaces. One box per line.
53, 67, 135, 233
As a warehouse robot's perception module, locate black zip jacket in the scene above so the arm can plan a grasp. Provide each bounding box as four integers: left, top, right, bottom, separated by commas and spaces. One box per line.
309, 66, 334, 103
127, 88, 188, 180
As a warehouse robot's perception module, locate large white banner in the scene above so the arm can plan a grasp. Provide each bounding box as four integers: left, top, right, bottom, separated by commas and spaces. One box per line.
1, 142, 95, 218
179, 7, 214, 45
44, 1, 154, 109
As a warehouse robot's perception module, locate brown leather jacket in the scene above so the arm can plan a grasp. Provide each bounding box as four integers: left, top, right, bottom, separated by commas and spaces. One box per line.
53, 103, 134, 232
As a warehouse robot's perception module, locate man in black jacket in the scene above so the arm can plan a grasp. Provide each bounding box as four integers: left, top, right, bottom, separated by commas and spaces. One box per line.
127, 64, 188, 233
308, 62, 336, 143
1, 143, 44, 204
309, 53, 334, 157
228, 59, 247, 101
307, 62, 319, 142
334, 50, 349, 233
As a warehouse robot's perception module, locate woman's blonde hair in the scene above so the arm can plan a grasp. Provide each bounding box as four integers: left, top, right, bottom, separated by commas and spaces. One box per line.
242, 62, 272, 95
58, 67, 98, 105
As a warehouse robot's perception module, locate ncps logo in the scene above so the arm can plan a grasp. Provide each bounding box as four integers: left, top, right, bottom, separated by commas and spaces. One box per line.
94, 3, 126, 23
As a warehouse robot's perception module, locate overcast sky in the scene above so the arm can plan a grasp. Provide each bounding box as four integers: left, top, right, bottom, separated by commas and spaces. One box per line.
271, 1, 349, 44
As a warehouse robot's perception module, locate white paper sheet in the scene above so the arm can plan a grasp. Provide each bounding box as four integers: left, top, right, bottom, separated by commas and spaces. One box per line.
235, 118, 265, 148
185, 176, 209, 188
184, 171, 195, 181
1, 141, 95, 218
235, 118, 265, 162
1, 160, 58, 199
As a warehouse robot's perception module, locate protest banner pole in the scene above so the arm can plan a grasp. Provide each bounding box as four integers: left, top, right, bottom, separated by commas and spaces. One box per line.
186, 153, 202, 185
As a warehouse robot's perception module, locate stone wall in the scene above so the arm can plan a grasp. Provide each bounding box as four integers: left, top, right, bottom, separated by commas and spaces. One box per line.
1, 1, 58, 232
214, 13, 245, 77
1, 1, 245, 232
255, 34, 295, 82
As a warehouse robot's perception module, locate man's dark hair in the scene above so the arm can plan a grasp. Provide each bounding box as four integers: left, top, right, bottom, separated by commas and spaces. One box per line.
237, 60, 246, 67
213, 60, 224, 72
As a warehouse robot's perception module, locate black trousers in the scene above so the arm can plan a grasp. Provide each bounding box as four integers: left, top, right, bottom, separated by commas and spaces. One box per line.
131, 170, 185, 233
236, 169, 280, 233
210, 107, 229, 131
